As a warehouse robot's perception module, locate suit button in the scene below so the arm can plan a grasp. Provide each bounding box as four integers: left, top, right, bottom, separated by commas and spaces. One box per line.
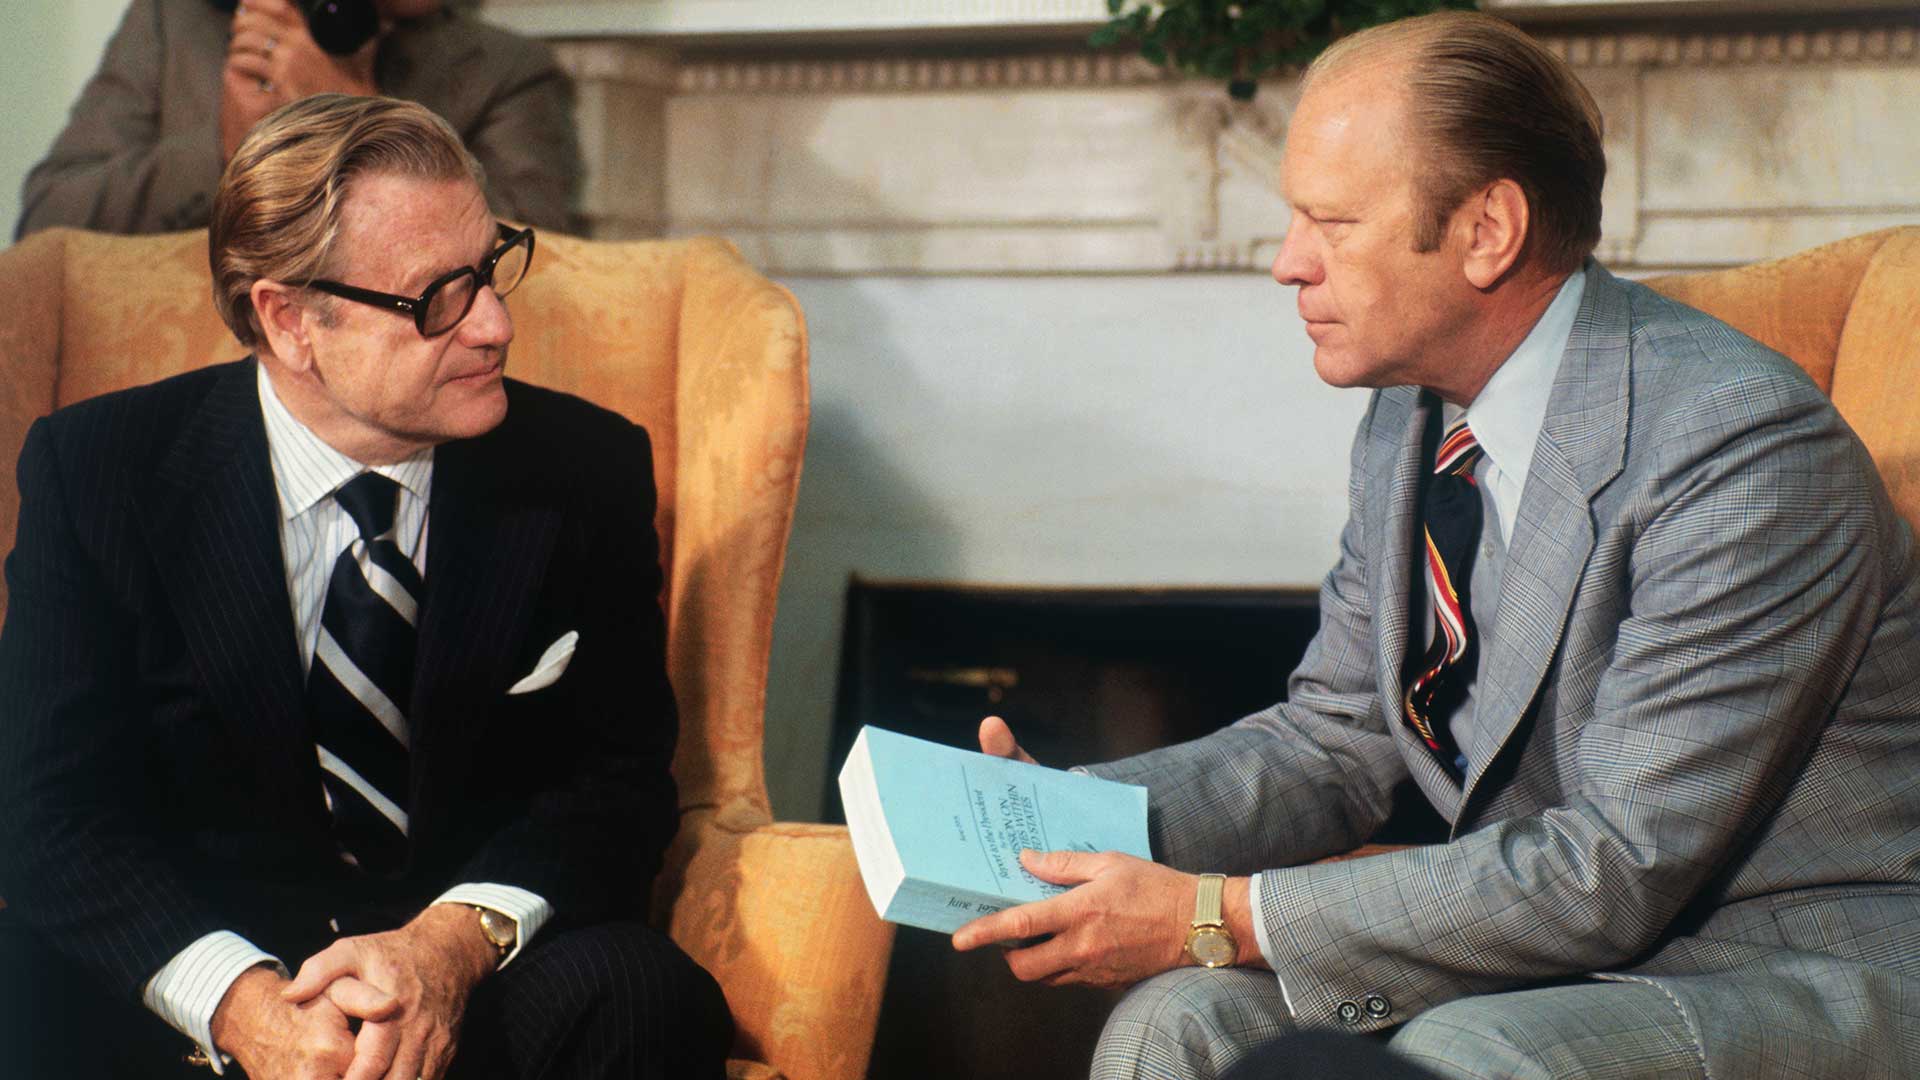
1364, 993, 1392, 1019
1336, 1000, 1362, 1025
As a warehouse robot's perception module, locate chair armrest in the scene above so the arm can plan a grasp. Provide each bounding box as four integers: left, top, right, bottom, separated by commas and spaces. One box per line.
663, 820, 894, 1080
0, 229, 68, 621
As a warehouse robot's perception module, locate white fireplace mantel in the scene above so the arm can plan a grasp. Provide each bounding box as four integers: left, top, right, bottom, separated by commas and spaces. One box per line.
486, 0, 1920, 39
481, 0, 1108, 41
482, 1, 1920, 275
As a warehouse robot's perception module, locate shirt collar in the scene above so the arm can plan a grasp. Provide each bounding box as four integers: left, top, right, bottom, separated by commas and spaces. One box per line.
255, 360, 433, 522
1450, 268, 1587, 482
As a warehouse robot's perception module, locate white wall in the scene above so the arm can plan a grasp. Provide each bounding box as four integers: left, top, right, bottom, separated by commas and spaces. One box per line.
1, 0, 126, 237
764, 272, 1367, 819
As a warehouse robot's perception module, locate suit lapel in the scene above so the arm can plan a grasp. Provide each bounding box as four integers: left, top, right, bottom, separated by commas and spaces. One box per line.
137, 361, 330, 851
406, 412, 561, 847
1367, 389, 1469, 816
1458, 264, 1633, 809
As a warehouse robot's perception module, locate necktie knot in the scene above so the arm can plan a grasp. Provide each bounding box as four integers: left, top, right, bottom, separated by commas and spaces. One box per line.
335, 472, 400, 541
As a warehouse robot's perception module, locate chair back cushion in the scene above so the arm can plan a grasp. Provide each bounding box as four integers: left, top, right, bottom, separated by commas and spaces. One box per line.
54, 231, 237, 407
1644, 226, 1920, 533
1827, 230, 1920, 533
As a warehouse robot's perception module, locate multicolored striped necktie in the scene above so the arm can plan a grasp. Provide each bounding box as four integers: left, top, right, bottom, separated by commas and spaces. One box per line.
1403, 418, 1485, 776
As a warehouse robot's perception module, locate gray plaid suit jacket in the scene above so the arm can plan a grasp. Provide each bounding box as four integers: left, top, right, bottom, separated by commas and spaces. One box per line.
1089, 263, 1920, 1075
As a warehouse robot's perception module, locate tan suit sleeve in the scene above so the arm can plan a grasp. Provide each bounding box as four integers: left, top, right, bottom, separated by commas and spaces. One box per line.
460, 38, 579, 234
16, 0, 226, 239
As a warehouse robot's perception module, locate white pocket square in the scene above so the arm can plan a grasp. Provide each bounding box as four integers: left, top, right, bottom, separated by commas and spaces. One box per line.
508, 631, 578, 695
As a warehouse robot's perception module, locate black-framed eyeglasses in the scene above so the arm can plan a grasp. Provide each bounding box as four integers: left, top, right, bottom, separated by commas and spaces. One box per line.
301, 223, 535, 338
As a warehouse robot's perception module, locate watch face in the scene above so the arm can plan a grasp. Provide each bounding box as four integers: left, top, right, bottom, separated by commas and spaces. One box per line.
1187, 927, 1236, 968
477, 908, 517, 948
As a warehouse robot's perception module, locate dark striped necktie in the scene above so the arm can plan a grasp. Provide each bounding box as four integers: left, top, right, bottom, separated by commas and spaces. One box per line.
308, 472, 420, 874
1403, 418, 1485, 777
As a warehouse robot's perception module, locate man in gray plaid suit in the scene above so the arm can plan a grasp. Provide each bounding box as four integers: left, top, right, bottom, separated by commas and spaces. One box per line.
952, 11, 1920, 1079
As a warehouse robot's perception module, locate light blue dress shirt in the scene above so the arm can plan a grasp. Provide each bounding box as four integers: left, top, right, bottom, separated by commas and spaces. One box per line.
1250, 270, 1587, 995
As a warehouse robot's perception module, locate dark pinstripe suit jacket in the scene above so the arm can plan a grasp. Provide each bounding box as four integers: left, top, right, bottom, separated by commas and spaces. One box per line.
0, 359, 679, 1002
1091, 264, 1920, 1074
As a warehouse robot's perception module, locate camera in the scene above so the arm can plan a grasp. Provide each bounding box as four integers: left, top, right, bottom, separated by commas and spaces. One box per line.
208, 0, 381, 57
301, 0, 380, 56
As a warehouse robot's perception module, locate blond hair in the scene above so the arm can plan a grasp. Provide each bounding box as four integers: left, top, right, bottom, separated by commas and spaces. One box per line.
209, 94, 486, 347
1306, 12, 1606, 275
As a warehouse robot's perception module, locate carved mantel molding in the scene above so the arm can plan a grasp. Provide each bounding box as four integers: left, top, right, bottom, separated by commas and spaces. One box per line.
517, 6, 1920, 274
650, 24, 1920, 90
1541, 23, 1920, 65
486, 0, 1107, 39
672, 52, 1166, 93
559, 23, 1920, 96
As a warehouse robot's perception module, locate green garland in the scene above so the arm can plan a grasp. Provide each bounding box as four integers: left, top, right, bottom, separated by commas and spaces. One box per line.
1091, 0, 1477, 100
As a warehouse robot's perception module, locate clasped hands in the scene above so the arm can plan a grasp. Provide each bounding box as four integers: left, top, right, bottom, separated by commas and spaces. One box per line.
211, 903, 496, 1080
950, 718, 1265, 989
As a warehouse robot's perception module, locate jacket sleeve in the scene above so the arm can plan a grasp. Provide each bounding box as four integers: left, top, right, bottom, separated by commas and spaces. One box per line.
1087, 392, 1409, 872
16, 0, 225, 239
464, 36, 580, 235
0, 419, 228, 999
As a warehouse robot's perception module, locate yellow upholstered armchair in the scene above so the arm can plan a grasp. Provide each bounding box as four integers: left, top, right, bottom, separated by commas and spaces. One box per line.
0, 227, 893, 1080
1644, 226, 1920, 534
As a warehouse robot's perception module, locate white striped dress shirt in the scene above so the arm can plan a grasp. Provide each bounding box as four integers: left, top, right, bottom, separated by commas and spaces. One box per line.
139, 363, 552, 1072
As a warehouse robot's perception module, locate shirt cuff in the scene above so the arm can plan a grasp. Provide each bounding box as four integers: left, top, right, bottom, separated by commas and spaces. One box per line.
1248, 872, 1299, 1019
433, 883, 554, 969
141, 931, 286, 1076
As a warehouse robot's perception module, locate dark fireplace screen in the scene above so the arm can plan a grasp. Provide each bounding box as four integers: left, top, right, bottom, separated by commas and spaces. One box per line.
824, 579, 1326, 824
824, 579, 1388, 1080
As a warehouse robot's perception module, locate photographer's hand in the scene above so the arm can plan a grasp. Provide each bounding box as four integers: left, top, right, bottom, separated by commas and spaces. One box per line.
221, 0, 380, 159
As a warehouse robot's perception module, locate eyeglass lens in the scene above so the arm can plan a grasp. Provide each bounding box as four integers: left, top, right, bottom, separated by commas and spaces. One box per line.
420, 235, 532, 336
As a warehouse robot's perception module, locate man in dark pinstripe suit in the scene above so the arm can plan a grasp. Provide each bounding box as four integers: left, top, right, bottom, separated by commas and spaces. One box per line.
0, 96, 728, 1079
955, 12, 1920, 1080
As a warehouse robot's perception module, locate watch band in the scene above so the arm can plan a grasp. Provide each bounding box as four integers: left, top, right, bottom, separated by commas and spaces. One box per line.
1194, 872, 1226, 926
1185, 872, 1237, 968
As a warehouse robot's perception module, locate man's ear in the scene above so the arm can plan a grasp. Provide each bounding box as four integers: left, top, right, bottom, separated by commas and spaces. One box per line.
1460, 178, 1530, 290
250, 278, 315, 371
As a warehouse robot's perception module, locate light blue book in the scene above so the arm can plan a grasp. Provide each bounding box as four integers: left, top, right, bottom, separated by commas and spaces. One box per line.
838, 725, 1152, 934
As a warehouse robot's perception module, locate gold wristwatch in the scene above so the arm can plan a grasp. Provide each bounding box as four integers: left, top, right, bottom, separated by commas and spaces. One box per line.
1184, 873, 1237, 968
473, 905, 517, 963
